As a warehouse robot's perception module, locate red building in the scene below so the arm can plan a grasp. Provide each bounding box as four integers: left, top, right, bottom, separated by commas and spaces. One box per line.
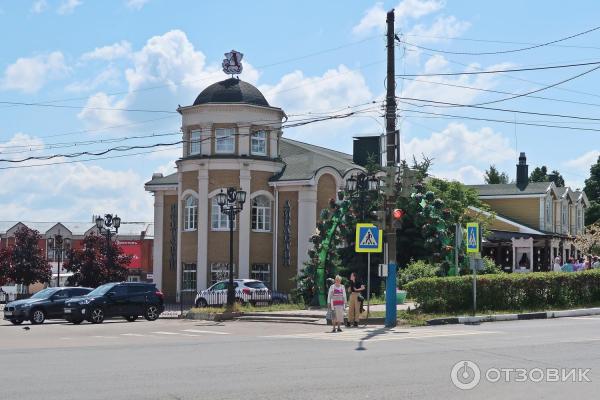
0, 220, 154, 293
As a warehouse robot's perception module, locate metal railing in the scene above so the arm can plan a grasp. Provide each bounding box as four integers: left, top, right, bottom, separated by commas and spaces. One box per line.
162, 290, 291, 315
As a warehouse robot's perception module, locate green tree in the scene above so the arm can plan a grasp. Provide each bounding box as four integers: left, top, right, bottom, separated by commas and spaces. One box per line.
529, 166, 565, 187
0, 247, 10, 286
548, 170, 565, 187
530, 166, 549, 182
584, 156, 600, 225
484, 165, 509, 184
63, 234, 131, 288
4, 227, 52, 293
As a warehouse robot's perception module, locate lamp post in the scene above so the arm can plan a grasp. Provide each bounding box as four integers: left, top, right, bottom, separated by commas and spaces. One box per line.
96, 214, 122, 271
345, 172, 380, 319
54, 233, 63, 287
216, 187, 247, 307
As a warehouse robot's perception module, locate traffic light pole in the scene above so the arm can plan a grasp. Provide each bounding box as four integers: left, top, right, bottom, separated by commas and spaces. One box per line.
384, 8, 397, 328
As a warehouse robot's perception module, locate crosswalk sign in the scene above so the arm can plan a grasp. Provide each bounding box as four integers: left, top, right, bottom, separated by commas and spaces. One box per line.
355, 223, 383, 253
466, 222, 480, 253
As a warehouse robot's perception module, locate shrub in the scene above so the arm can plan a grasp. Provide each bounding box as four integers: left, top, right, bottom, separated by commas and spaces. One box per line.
405, 270, 600, 313
460, 257, 504, 275
398, 259, 441, 289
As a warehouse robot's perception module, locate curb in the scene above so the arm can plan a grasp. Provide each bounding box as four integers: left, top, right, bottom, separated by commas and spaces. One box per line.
427, 307, 600, 325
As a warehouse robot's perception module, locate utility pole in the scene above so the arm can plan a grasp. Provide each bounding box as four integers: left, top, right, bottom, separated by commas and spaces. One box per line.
384, 8, 398, 328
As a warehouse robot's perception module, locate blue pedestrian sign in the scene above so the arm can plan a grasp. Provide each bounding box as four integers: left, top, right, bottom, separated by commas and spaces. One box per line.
466, 222, 480, 253
355, 223, 383, 253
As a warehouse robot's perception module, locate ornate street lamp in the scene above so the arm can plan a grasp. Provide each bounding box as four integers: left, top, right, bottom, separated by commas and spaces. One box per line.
54, 233, 63, 287
216, 187, 247, 307
96, 214, 121, 271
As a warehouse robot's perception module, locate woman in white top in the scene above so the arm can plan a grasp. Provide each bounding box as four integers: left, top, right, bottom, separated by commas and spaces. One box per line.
327, 275, 347, 333
553, 257, 562, 272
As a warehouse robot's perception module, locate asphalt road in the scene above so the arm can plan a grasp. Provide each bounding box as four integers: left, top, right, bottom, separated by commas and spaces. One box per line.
1, 314, 600, 400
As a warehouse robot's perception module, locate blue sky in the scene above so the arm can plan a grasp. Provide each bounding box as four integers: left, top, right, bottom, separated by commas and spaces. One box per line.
0, 0, 599, 222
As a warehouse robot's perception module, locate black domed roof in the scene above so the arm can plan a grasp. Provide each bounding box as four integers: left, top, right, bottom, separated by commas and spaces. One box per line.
193, 78, 269, 107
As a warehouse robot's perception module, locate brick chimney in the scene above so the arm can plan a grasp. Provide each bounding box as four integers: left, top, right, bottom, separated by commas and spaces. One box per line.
516, 152, 528, 191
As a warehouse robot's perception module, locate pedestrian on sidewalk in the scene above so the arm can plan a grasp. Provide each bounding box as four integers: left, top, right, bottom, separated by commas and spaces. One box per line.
553, 256, 562, 272
327, 275, 347, 333
347, 272, 365, 327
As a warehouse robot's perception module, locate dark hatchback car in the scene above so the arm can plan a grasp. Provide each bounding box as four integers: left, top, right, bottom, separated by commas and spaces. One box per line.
63, 282, 164, 324
3, 287, 92, 325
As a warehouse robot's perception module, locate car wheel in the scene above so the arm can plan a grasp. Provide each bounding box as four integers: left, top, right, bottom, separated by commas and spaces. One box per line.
87, 307, 105, 324
195, 298, 208, 308
71, 318, 84, 325
125, 315, 137, 322
10, 318, 24, 325
30, 309, 46, 325
144, 305, 160, 321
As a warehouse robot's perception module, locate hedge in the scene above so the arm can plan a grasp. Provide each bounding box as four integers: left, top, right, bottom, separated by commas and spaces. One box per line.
405, 270, 600, 313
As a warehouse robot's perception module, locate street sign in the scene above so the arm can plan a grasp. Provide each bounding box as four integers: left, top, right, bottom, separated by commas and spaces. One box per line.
378, 264, 388, 277
469, 258, 484, 271
355, 223, 383, 253
466, 222, 480, 253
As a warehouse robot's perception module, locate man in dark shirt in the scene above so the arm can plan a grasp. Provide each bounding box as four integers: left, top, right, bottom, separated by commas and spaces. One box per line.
348, 272, 365, 327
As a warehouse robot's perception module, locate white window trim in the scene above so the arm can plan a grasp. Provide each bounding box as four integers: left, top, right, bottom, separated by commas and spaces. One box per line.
184, 196, 198, 231
189, 130, 202, 156
182, 263, 197, 292
215, 127, 235, 154
251, 130, 267, 156
211, 197, 236, 231
251, 196, 272, 232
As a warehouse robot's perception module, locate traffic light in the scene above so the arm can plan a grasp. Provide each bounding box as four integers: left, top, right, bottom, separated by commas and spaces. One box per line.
391, 208, 405, 229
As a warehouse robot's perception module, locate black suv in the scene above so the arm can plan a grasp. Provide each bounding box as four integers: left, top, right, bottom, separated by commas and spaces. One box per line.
63, 282, 164, 324
3, 287, 92, 325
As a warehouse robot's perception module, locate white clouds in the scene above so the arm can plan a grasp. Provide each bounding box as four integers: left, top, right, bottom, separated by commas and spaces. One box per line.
0, 133, 152, 221
261, 65, 372, 113
31, 0, 48, 14
564, 150, 600, 172
81, 40, 132, 61
434, 165, 485, 184
65, 66, 120, 92
57, 0, 82, 15
402, 122, 515, 164
353, 0, 444, 35
126, 0, 149, 10
406, 15, 470, 43
1, 51, 69, 93
77, 92, 129, 128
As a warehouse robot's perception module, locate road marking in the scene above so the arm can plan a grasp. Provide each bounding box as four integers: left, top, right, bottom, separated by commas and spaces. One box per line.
181, 329, 230, 335
565, 317, 600, 321
263, 328, 497, 342
152, 331, 181, 335
91, 335, 119, 339
121, 333, 146, 337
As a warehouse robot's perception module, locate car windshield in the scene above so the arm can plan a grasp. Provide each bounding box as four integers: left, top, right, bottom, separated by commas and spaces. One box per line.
245, 281, 267, 289
30, 288, 57, 299
87, 283, 116, 297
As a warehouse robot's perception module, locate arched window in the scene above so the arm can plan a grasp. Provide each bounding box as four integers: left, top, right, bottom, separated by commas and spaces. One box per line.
184, 196, 198, 231
211, 197, 235, 230
252, 195, 271, 232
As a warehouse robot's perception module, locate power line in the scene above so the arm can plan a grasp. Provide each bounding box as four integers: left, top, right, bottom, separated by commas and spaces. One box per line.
398, 107, 600, 133
397, 96, 600, 121
0, 108, 382, 164
396, 25, 600, 55
399, 77, 600, 109
0, 100, 178, 114
396, 60, 600, 77
403, 33, 600, 52
428, 64, 600, 107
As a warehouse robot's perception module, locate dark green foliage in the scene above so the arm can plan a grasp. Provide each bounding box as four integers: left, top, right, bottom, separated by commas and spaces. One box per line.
530, 165, 565, 187
584, 156, 600, 225
406, 270, 600, 313
397, 260, 441, 289
484, 165, 509, 184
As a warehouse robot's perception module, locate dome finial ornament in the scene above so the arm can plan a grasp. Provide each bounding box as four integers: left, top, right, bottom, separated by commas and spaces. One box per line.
222, 50, 243, 78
